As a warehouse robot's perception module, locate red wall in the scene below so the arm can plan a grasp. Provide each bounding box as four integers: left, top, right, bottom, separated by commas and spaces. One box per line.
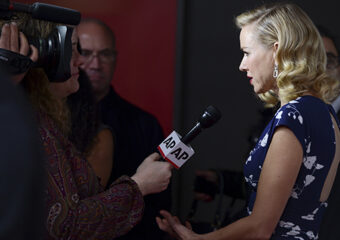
19, 0, 176, 135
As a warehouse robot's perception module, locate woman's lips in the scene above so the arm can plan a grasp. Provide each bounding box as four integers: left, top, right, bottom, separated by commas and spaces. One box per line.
248, 77, 253, 84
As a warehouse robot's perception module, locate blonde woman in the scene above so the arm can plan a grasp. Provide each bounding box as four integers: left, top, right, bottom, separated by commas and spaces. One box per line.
157, 3, 340, 239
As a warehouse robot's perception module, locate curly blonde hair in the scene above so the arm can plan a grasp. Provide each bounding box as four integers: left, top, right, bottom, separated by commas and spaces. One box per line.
0, 13, 70, 134
235, 3, 339, 106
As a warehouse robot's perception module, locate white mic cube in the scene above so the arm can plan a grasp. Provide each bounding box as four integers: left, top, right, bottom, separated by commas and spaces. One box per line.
157, 131, 195, 169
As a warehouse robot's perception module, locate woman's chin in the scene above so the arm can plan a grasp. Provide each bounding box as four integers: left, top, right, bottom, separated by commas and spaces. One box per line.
71, 82, 80, 94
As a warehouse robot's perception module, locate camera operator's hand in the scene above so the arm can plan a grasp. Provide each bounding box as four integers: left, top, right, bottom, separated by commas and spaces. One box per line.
131, 152, 172, 196
0, 22, 38, 84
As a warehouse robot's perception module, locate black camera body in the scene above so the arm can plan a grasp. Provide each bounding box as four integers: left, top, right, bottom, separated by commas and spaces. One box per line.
0, 0, 81, 82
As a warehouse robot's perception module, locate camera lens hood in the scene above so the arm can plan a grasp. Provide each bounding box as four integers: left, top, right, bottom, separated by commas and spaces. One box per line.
30, 25, 73, 82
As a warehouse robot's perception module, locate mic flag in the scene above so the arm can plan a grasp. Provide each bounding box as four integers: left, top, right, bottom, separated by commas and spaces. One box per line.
158, 131, 195, 169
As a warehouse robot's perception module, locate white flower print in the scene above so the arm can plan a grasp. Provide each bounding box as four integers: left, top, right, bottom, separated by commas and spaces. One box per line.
291, 191, 298, 199
260, 133, 268, 147
315, 164, 324, 170
245, 174, 257, 187
301, 214, 314, 221
276, 111, 283, 119
304, 156, 317, 169
287, 111, 303, 124
306, 231, 317, 239
245, 155, 252, 165
280, 221, 295, 228
301, 204, 327, 222
279, 220, 318, 239
306, 141, 311, 154
304, 175, 315, 187
286, 225, 301, 236
279, 221, 302, 236
280, 103, 304, 126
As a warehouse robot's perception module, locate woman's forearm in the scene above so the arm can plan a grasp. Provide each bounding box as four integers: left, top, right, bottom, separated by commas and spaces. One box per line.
201, 215, 272, 240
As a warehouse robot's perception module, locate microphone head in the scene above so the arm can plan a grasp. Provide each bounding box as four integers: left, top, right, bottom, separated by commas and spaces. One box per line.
199, 105, 221, 128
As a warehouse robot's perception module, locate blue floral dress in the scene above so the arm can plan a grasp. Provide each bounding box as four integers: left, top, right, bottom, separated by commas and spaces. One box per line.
244, 95, 339, 239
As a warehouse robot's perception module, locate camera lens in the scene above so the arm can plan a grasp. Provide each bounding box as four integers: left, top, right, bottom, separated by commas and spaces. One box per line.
29, 25, 73, 82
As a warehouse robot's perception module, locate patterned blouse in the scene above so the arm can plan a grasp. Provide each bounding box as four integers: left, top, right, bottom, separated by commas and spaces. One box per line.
244, 96, 339, 239
37, 110, 144, 239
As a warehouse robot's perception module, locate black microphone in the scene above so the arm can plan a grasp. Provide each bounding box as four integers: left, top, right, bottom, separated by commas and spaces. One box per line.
158, 105, 222, 169
181, 105, 222, 144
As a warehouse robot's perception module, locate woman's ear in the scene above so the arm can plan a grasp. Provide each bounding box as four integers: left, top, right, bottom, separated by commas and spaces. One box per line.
273, 42, 279, 58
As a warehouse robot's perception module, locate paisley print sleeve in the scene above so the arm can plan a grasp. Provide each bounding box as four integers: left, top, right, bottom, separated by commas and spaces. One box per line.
39, 112, 144, 240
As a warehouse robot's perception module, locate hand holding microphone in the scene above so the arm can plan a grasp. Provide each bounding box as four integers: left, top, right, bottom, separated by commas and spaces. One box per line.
132, 105, 221, 195
131, 153, 172, 196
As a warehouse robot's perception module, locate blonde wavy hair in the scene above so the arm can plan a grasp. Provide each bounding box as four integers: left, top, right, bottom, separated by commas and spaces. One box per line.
0, 13, 70, 134
235, 3, 339, 106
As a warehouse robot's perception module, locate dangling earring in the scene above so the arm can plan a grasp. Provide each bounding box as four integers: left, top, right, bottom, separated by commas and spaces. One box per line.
273, 64, 278, 78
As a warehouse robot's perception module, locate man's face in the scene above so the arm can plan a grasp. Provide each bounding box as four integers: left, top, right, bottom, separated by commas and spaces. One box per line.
323, 36, 340, 81
77, 22, 116, 100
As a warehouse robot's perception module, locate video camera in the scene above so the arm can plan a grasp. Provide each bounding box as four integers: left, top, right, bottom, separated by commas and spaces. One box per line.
0, 0, 81, 82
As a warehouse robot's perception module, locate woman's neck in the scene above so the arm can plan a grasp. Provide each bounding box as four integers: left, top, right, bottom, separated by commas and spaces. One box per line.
280, 91, 319, 107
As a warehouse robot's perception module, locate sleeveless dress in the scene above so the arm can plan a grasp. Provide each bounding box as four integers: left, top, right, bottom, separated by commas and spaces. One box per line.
244, 95, 339, 239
